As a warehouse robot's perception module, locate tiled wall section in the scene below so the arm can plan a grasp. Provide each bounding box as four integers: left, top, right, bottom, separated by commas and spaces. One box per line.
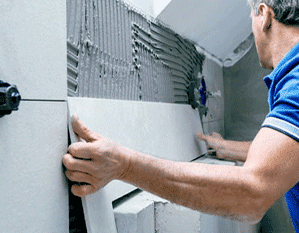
201, 57, 224, 135
67, 0, 204, 104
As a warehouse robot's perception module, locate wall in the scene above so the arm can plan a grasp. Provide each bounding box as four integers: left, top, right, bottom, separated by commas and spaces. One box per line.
0, 1, 69, 232
67, 0, 204, 104
202, 57, 224, 135
223, 45, 270, 141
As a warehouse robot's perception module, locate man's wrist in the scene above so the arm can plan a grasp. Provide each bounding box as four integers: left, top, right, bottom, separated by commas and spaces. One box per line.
116, 145, 135, 181
214, 138, 227, 159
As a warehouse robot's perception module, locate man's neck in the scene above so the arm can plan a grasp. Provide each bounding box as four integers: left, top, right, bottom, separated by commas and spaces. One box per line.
271, 25, 299, 68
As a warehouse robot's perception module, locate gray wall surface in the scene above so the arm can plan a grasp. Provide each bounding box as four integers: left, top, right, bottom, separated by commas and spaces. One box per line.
202, 57, 224, 135
223, 45, 270, 141
67, 0, 204, 104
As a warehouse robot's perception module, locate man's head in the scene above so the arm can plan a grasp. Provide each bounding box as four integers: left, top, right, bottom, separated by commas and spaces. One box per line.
247, 0, 299, 69
247, 0, 299, 26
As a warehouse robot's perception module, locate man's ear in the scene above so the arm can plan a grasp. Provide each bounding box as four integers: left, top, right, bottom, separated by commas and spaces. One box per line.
258, 3, 274, 32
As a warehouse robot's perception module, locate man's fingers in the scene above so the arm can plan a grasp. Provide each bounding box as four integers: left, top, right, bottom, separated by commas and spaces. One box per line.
72, 115, 101, 142
68, 142, 95, 160
212, 132, 223, 139
196, 133, 207, 141
71, 183, 96, 197
63, 153, 96, 172
65, 170, 94, 184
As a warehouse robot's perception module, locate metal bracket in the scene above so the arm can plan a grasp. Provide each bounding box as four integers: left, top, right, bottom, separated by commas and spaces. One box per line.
0, 80, 21, 118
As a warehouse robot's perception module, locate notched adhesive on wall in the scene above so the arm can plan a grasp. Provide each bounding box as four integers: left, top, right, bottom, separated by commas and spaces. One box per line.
67, 0, 205, 104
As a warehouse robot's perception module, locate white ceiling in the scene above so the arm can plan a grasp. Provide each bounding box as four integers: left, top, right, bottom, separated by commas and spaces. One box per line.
157, 0, 253, 61
152, 0, 172, 16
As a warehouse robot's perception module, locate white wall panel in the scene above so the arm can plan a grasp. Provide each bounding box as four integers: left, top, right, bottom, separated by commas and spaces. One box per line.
0, 0, 67, 100
82, 191, 118, 233
68, 98, 207, 199
68, 97, 207, 231
68, 97, 207, 162
0, 101, 68, 232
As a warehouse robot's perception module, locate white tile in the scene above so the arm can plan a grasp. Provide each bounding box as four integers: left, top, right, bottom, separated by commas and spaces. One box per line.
82, 191, 118, 233
68, 109, 118, 233
105, 181, 137, 201
0, 0, 67, 100
68, 98, 207, 162
68, 97, 208, 230
0, 101, 68, 232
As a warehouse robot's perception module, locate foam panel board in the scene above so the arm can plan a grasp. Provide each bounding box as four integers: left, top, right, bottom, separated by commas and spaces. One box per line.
0, 0, 66, 100
68, 97, 208, 232
0, 101, 68, 232
68, 97, 207, 161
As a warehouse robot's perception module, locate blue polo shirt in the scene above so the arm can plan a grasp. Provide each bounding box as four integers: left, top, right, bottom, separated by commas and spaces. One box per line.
261, 42, 299, 231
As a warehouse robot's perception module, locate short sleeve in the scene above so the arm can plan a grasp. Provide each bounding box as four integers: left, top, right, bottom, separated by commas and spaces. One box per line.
262, 72, 299, 142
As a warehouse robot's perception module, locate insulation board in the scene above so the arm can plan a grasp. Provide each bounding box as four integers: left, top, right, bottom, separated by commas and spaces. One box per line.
68, 97, 207, 231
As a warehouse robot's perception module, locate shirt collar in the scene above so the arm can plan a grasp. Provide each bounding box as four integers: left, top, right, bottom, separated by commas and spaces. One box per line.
263, 42, 299, 89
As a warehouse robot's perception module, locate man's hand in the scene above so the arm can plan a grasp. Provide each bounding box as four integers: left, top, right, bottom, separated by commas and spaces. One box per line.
196, 132, 251, 162
62, 116, 131, 197
196, 132, 226, 159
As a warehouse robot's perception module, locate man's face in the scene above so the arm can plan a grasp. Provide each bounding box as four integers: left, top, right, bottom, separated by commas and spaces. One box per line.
251, 8, 272, 69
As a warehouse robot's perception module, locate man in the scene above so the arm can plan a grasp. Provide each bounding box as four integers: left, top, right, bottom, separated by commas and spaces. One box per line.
63, 0, 299, 229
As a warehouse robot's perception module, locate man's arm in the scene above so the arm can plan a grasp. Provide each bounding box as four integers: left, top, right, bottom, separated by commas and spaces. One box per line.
196, 133, 251, 162
63, 117, 299, 224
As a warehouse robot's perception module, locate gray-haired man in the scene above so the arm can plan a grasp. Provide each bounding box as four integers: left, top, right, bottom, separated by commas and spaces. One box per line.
63, 0, 299, 229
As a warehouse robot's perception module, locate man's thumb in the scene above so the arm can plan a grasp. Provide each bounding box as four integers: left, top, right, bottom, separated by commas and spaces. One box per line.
71, 115, 101, 142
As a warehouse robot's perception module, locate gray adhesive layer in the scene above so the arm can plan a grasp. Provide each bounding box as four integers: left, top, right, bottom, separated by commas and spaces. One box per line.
67, 0, 205, 104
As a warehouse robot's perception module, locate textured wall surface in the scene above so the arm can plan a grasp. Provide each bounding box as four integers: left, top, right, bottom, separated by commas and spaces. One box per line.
223, 45, 270, 141
67, 0, 205, 104
202, 58, 224, 135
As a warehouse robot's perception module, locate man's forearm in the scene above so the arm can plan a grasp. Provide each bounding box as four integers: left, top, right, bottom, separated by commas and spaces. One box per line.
120, 147, 266, 223
64, 118, 291, 224
220, 140, 251, 162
